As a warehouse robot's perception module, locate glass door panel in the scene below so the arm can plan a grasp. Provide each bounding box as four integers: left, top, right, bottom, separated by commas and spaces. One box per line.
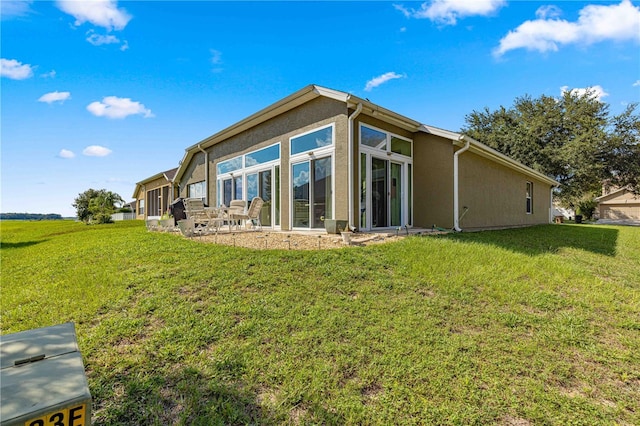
259, 170, 272, 227
246, 173, 258, 201
223, 179, 232, 206
371, 157, 388, 228
390, 162, 402, 227
292, 162, 310, 227
313, 157, 331, 227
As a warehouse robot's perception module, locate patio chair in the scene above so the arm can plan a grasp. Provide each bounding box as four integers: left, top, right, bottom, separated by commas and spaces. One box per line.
183, 198, 224, 234
230, 197, 264, 231
227, 199, 246, 230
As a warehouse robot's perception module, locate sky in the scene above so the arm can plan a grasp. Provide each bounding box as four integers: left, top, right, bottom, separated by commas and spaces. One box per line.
2, 0, 639, 217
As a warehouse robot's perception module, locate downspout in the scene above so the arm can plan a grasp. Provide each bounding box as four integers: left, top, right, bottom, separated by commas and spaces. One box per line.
347, 102, 363, 230
453, 135, 471, 232
197, 144, 209, 205
549, 187, 555, 223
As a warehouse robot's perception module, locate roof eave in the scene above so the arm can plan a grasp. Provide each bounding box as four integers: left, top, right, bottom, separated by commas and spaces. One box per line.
451, 135, 559, 187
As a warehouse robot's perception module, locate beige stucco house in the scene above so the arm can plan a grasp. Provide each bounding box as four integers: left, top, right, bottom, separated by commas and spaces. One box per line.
596, 187, 640, 221
132, 168, 178, 220
171, 84, 558, 232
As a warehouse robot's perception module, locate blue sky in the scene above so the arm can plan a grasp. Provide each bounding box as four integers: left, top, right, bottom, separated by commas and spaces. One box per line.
2, 0, 639, 217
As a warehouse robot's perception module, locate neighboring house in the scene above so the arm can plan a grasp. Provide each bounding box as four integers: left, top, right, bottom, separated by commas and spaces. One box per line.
132, 168, 178, 219
596, 186, 640, 221
171, 84, 558, 232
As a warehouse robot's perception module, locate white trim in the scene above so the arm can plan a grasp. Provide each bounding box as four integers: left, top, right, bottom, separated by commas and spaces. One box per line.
358, 124, 413, 231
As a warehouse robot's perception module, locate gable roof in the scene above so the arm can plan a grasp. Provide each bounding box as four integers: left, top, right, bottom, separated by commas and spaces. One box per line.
174, 84, 558, 187
132, 167, 178, 198
595, 186, 640, 203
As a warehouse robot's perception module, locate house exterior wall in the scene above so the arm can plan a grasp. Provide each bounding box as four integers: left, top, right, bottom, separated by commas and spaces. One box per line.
133, 186, 145, 220
178, 152, 206, 199
178, 96, 349, 230
458, 151, 552, 230
598, 189, 640, 220
173, 87, 557, 233
134, 176, 175, 219
412, 133, 455, 229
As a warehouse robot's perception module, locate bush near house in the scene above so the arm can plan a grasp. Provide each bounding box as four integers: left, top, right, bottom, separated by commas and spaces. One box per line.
1, 221, 639, 425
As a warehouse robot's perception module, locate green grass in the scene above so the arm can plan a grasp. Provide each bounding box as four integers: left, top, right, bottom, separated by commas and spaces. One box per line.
2, 220, 639, 425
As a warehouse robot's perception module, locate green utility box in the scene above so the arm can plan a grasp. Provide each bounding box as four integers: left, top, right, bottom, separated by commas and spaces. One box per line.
1, 323, 92, 426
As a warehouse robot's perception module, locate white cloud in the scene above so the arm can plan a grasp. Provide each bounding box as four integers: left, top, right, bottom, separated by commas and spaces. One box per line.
1, 58, 34, 80
535, 5, 562, 20
120, 40, 129, 51
83, 145, 112, 157
365, 72, 406, 92
210, 49, 223, 72
41, 70, 57, 78
1, 0, 33, 19
86, 30, 120, 46
633, 80, 640, 87
495, 0, 640, 57
86, 96, 154, 119
56, 0, 131, 31
58, 149, 75, 159
38, 91, 71, 104
560, 85, 609, 101
394, 0, 505, 25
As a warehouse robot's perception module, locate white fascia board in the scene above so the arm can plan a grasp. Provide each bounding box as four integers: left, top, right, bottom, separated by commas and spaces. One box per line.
313, 85, 349, 102
419, 124, 463, 141
347, 95, 422, 132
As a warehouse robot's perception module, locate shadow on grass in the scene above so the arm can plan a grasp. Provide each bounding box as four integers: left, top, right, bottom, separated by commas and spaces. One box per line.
0, 240, 47, 249
438, 224, 618, 257
92, 364, 272, 425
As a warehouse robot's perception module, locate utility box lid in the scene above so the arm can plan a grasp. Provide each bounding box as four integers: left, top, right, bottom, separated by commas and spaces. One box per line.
1, 322, 92, 426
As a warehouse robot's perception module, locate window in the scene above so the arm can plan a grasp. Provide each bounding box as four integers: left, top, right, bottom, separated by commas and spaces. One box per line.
215, 143, 281, 226
217, 156, 242, 175
246, 144, 279, 166
290, 125, 333, 156
526, 182, 533, 214
188, 181, 206, 199
360, 124, 412, 157
139, 199, 145, 216
361, 126, 387, 150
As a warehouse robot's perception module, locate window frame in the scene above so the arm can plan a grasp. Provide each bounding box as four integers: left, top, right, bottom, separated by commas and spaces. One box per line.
526, 181, 533, 214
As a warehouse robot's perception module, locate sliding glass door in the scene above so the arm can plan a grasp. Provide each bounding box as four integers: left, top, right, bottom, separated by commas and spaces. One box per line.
292, 156, 332, 229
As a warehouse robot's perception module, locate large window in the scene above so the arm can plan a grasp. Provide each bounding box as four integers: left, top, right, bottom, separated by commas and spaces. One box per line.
290, 125, 333, 156
216, 143, 281, 227
526, 182, 533, 214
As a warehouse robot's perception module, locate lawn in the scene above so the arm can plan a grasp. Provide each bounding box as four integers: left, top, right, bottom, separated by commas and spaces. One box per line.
1, 220, 639, 425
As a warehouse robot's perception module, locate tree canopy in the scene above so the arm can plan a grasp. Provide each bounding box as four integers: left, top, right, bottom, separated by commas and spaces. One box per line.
73, 189, 124, 224
461, 90, 640, 207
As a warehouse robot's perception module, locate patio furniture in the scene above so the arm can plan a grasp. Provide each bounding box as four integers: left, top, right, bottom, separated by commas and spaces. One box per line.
183, 198, 224, 235
227, 200, 247, 230
230, 197, 264, 231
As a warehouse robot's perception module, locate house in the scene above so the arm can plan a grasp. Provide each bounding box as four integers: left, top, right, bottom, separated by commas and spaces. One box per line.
132, 168, 178, 220
171, 84, 558, 232
596, 186, 640, 222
